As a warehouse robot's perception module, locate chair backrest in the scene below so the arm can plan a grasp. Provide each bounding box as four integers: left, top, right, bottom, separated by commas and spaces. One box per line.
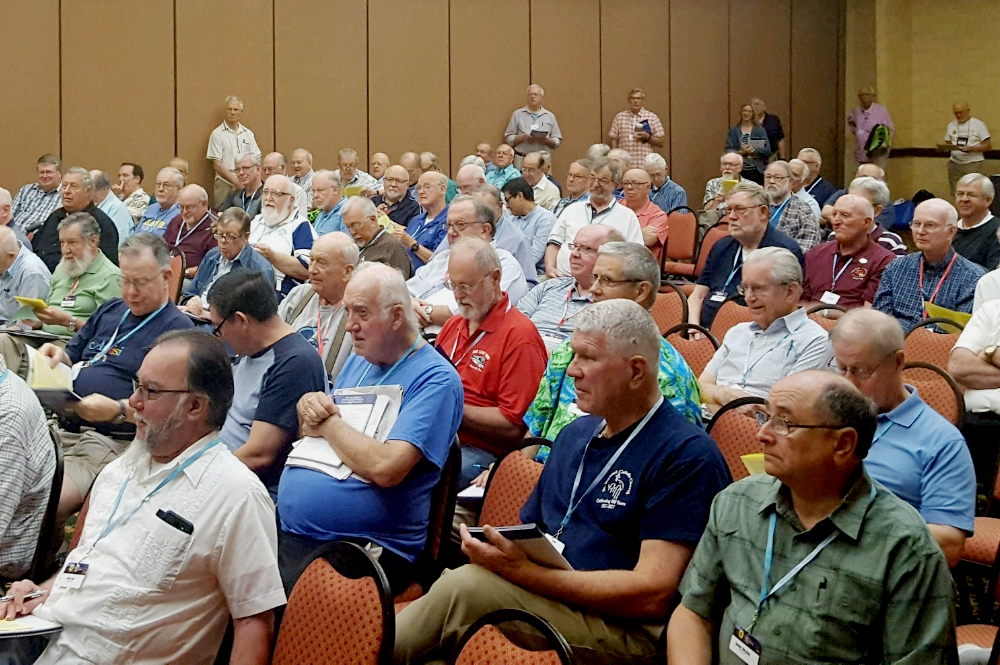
650, 284, 688, 335
478, 451, 544, 528
420, 439, 461, 567
664, 323, 720, 377
904, 324, 960, 369
664, 209, 698, 262
273, 541, 394, 665
706, 396, 767, 482
901, 362, 965, 428
807, 312, 838, 333
692, 222, 730, 278
67, 493, 91, 552
454, 609, 573, 665
168, 252, 185, 303
709, 298, 753, 341
29, 435, 64, 581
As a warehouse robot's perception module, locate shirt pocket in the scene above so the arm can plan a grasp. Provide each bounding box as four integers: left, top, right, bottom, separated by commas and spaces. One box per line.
806, 568, 881, 659
128, 512, 194, 591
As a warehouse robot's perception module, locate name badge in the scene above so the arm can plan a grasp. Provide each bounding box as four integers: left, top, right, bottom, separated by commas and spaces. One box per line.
820, 291, 841, 305
54, 561, 89, 589
729, 624, 762, 665
543, 532, 566, 555
530, 123, 539, 131
709, 291, 728, 303
61, 296, 76, 308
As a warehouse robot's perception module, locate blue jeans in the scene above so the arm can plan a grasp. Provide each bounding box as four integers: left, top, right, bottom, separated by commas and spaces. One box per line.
459, 446, 497, 489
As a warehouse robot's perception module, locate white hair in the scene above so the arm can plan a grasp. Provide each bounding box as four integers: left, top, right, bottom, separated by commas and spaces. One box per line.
574, 300, 660, 367
224, 94, 244, 109
351, 262, 418, 332
798, 147, 822, 166
957, 173, 995, 201
744, 247, 803, 285
643, 153, 667, 170
0, 187, 10, 207
848, 177, 890, 208
341, 195, 378, 218
459, 155, 486, 170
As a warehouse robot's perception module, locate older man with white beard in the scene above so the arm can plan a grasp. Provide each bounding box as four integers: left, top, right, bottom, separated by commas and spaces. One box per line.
764, 160, 822, 253
249, 175, 317, 296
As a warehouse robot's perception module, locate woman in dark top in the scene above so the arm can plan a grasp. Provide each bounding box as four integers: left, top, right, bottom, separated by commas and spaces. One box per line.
725, 104, 772, 185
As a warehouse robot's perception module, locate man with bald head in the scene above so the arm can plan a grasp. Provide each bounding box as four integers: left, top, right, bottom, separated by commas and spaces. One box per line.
343, 196, 412, 278
290, 148, 314, 199
373, 164, 420, 227
476, 143, 496, 174
399, 151, 422, 201
262, 152, 310, 212
842, 176, 906, 256
168, 157, 189, 182
0, 188, 32, 256
163, 184, 217, 278
249, 174, 318, 295
505, 84, 562, 168
801, 194, 895, 315
520, 152, 560, 211
832, 308, 974, 567
133, 167, 183, 237
874, 198, 985, 331
368, 152, 390, 195
0, 225, 50, 322
821, 162, 896, 231
943, 101, 992, 195
89, 170, 133, 244
622, 168, 669, 257
485, 144, 520, 190
455, 164, 486, 196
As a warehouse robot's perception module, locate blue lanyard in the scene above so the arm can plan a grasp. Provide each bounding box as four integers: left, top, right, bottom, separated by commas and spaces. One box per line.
553, 397, 663, 540
92, 437, 223, 552
241, 187, 259, 212
740, 331, 791, 384
356, 337, 421, 387
85, 302, 168, 367
769, 198, 790, 227
723, 250, 744, 289
830, 255, 853, 288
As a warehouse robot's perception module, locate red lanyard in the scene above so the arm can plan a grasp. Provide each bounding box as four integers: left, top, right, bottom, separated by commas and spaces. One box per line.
918, 252, 958, 316
67, 278, 81, 299
315, 299, 341, 359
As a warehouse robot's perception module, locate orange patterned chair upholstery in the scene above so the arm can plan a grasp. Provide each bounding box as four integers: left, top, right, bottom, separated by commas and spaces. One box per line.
650, 285, 688, 335
454, 609, 572, 665
706, 396, 766, 482
478, 450, 544, 528
665, 323, 720, 378
901, 362, 965, 428
903, 318, 961, 369
709, 299, 753, 342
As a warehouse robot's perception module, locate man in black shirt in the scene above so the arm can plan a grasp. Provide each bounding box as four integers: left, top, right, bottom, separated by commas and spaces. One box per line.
953, 173, 1000, 270
32, 167, 119, 272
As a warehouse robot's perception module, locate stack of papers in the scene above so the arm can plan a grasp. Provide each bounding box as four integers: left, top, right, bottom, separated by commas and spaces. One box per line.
0, 614, 63, 639
26, 347, 82, 419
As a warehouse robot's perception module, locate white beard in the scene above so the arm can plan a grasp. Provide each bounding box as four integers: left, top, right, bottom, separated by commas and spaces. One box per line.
261, 206, 291, 228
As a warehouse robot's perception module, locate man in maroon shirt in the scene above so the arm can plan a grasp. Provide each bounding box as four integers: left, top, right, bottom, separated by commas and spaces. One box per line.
801, 194, 895, 318
163, 184, 216, 280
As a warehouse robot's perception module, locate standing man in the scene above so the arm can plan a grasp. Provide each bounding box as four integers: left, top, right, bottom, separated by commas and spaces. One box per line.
667, 371, 958, 664
608, 88, 666, 168
220, 154, 264, 219
206, 94, 262, 208
164, 184, 217, 278
622, 168, 669, 259
10, 155, 62, 236
848, 86, 894, 168
645, 153, 687, 215
311, 170, 346, 235
343, 196, 413, 278
88, 170, 133, 244
764, 161, 822, 253
133, 167, 183, 237
751, 97, 785, 160
290, 148, 314, 200
373, 165, 421, 227
116, 162, 149, 224
505, 84, 562, 167
943, 101, 991, 195
952, 173, 1000, 270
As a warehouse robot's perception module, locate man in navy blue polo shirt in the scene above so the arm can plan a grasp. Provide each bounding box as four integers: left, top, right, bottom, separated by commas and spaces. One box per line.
395, 299, 731, 664
688, 183, 803, 330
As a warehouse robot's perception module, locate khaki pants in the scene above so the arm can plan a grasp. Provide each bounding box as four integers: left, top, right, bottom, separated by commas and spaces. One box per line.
0, 332, 67, 380
213, 178, 234, 210
51, 423, 129, 499
949, 160, 983, 195
394, 564, 662, 665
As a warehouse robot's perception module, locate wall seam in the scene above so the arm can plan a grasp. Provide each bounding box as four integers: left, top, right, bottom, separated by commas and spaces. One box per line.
788, 0, 794, 156
447, 0, 452, 173
272, 0, 277, 152
597, 0, 602, 137
528, 0, 533, 82
58, 0, 63, 158
667, 0, 672, 174
366, 0, 371, 163
173, 0, 178, 157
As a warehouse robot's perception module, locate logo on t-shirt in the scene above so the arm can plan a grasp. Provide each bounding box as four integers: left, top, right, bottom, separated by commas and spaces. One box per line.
469, 350, 490, 372
597, 470, 633, 510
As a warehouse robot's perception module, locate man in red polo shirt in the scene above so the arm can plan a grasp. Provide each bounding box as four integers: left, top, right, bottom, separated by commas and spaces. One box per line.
801, 194, 895, 318
435, 237, 547, 486
622, 168, 669, 260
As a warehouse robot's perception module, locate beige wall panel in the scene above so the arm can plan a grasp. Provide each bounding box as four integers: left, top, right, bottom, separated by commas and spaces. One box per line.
450, 0, 530, 175
276, 0, 367, 172
61, 0, 175, 181
368, 0, 450, 173
530, 0, 602, 179
600, 0, 671, 168
729, 0, 791, 154
176, 0, 274, 192
670, 0, 729, 201
790, 0, 841, 183
1, 0, 60, 191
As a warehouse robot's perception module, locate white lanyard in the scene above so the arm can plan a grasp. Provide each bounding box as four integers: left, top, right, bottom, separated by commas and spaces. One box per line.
174, 213, 211, 247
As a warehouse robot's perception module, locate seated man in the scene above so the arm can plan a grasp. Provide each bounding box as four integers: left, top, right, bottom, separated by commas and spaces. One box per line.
0, 353, 56, 581
34, 233, 193, 520
133, 167, 183, 236
763, 161, 822, 253
0, 226, 50, 324
473, 185, 535, 283
207, 269, 327, 498
668, 371, 958, 663
279, 231, 359, 381
544, 157, 643, 279
8, 213, 119, 338
0, 330, 285, 664
163, 184, 217, 279
797, 147, 838, 211
116, 162, 149, 224
334, 147, 378, 192
845, 176, 907, 256
874, 198, 985, 332
393, 171, 450, 271
0, 187, 33, 254
11, 155, 62, 237
622, 167, 669, 258
279, 262, 463, 595
435, 238, 547, 486
311, 169, 346, 235
261, 152, 310, 213
249, 174, 317, 296
180, 207, 274, 316
525, 242, 703, 444
953, 173, 1000, 270
396, 299, 732, 664
701, 152, 750, 222
408, 196, 528, 330
517, 225, 622, 350
700, 247, 832, 413
552, 158, 590, 218
520, 152, 560, 211
688, 183, 802, 330
454, 163, 487, 196
787, 158, 823, 220
801, 195, 896, 316
343, 196, 413, 278
89, 170, 134, 244
502, 177, 558, 276
832, 309, 974, 567
220, 154, 264, 218
822, 163, 896, 231
645, 152, 688, 215
485, 144, 520, 190
373, 164, 421, 227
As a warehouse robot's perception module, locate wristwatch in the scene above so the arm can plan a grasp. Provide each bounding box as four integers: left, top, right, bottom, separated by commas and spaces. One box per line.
410, 239, 421, 252
66, 317, 79, 332
111, 400, 127, 425
985, 345, 998, 364
424, 305, 434, 318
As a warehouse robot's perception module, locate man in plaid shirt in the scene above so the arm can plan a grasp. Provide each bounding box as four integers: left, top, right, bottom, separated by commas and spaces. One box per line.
11, 154, 62, 235
608, 88, 665, 168
764, 161, 822, 252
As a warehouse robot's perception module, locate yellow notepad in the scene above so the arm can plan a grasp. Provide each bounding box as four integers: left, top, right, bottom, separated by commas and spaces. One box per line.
721, 179, 740, 195
741, 453, 767, 476
923, 302, 971, 332
27, 347, 73, 390
13, 296, 48, 311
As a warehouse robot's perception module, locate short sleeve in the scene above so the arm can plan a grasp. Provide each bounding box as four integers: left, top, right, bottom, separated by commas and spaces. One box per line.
494, 333, 548, 426
291, 222, 317, 266
954, 302, 1000, 353
386, 370, 463, 471
678, 495, 729, 620
697, 242, 730, 289
254, 347, 326, 434
918, 432, 975, 532
206, 129, 224, 160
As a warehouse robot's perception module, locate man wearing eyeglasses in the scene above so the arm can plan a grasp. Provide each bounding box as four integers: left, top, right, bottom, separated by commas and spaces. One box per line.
668, 370, 958, 664
519, 152, 560, 212
831, 308, 974, 568
485, 144, 521, 190
261, 152, 310, 214
501, 177, 557, 276
373, 165, 421, 227
394, 172, 450, 271
763, 161, 822, 253
952, 173, 1000, 271
219, 154, 265, 219
343, 196, 413, 279
552, 159, 591, 218
162, 184, 217, 282
133, 167, 183, 237
700, 247, 831, 415
248, 175, 317, 296
622, 168, 669, 259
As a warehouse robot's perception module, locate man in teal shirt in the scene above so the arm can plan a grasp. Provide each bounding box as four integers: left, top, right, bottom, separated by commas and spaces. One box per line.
485, 144, 521, 190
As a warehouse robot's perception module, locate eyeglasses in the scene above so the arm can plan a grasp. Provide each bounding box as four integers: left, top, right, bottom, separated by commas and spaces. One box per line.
955, 190, 983, 200
118, 276, 160, 290
830, 352, 893, 381
262, 189, 291, 199
621, 181, 650, 189
728, 204, 765, 216
588, 176, 614, 187
910, 221, 948, 232
591, 274, 641, 288
383, 177, 408, 185
447, 221, 483, 234
212, 315, 231, 337
155, 182, 179, 190
737, 282, 789, 296
763, 174, 790, 182
213, 233, 242, 243
755, 410, 843, 437
234, 165, 257, 173
132, 379, 191, 401
566, 173, 588, 181
568, 242, 598, 254
444, 274, 489, 293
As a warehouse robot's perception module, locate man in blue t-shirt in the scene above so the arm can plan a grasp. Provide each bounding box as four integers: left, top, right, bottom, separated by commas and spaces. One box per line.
205, 268, 326, 498
395, 299, 730, 664
278, 262, 463, 596
37, 233, 193, 521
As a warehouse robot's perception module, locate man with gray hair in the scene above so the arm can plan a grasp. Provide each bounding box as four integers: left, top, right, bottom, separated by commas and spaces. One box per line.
342, 196, 413, 278
206, 94, 262, 208
455, 163, 486, 196
701, 152, 748, 222
373, 164, 421, 227
821, 163, 895, 231
420, 152, 459, 203
0, 187, 33, 252
485, 144, 519, 190
700, 246, 832, 413
335, 148, 377, 192
396, 298, 730, 664
88, 170, 133, 244
311, 169, 346, 235
788, 158, 823, 220
505, 84, 562, 168
368, 152, 391, 196
952, 172, 1000, 270
797, 147, 837, 208
249, 175, 317, 296
134, 166, 183, 237
845, 175, 907, 256
282, 262, 464, 595
553, 158, 591, 218
520, 152, 560, 211
0, 225, 49, 322
644, 152, 687, 215
874, 198, 985, 331
262, 152, 310, 213
764, 160, 822, 253
220, 153, 265, 218
32, 167, 120, 272
163, 184, 216, 281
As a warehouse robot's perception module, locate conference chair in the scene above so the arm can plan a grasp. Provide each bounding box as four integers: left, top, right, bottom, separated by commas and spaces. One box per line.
709, 298, 753, 342
901, 362, 965, 428
660, 207, 698, 274
168, 252, 185, 303
28, 434, 64, 581
453, 609, 573, 665
904, 317, 963, 369
664, 221, 730, 281
664, 323, 720, 377
706, 396, 767, 482
478, 449, 545, 528
650, 284, 688, 335
805, 303, 847, 333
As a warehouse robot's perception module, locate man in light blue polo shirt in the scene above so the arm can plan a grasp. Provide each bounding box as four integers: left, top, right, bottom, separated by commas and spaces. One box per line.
0, 226, 50, 322
501, 177, 557, 276
311, 170, 346, 235
90, 170, 133, 244
831, 308, 975, 567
